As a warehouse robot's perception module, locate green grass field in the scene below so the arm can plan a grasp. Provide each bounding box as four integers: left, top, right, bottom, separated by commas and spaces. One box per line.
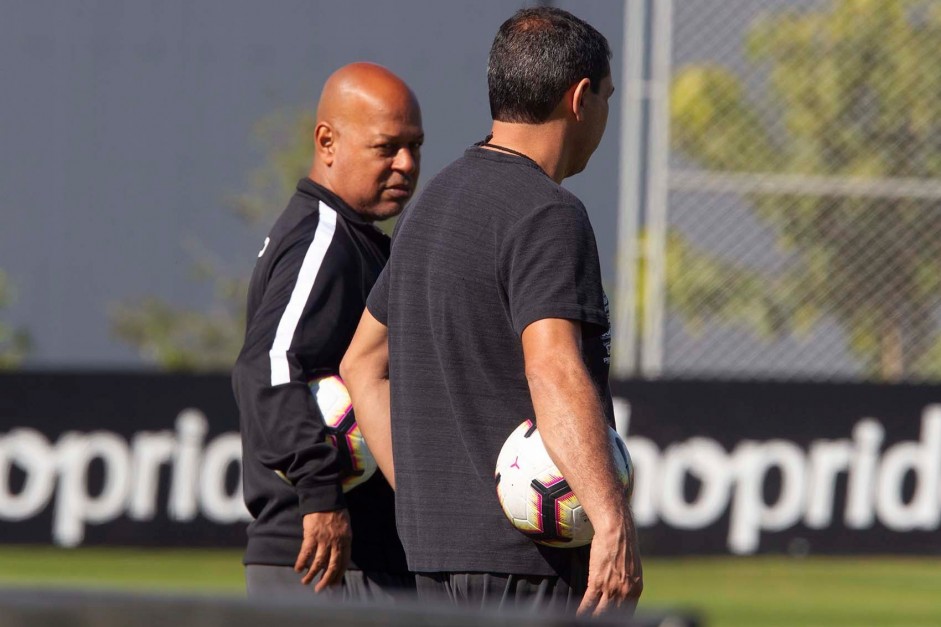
0, 548, 939, 626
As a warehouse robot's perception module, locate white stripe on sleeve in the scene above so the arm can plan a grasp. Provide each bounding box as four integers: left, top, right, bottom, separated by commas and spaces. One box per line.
268, 201, 338, 385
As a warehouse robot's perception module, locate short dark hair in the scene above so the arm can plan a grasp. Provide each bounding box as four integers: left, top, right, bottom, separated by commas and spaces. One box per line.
488, 7, 612, 124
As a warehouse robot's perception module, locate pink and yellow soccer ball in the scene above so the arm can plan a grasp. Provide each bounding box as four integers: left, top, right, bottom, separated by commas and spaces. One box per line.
494, 419, 633, 547
308, 375, 377, 492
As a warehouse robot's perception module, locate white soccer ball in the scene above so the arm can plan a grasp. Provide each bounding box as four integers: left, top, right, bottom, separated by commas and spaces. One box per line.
494, 419, 633, 547
308, 375, 377, 492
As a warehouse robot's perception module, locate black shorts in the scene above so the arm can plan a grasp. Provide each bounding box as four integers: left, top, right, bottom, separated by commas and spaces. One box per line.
245, 566, 414, 602
414, 570, 587, 613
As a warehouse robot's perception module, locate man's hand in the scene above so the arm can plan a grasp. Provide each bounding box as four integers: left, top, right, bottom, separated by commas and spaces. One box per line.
577, 513, 643, 616
294, 509, 352, 591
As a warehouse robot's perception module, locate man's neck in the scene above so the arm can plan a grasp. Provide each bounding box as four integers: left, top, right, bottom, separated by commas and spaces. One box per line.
485, 120, 571, 183
302, 171, 374, 224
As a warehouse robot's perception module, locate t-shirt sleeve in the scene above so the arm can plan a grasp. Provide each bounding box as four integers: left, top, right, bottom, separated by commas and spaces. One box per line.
498, 202, 608, 336
366, 263, 391, 325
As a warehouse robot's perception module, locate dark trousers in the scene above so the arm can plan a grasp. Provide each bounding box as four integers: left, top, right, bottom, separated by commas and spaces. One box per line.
415, 572, 586, 613
245, 566, 414, 602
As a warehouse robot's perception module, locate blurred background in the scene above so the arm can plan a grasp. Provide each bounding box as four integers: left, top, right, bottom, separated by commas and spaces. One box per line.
2, 1, 941, 626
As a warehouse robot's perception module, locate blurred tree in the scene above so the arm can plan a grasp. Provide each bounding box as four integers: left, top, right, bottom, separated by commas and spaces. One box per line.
670, 0, 941, 380
110, 266, 249, 371
111, 109, 315, 371
0, 270, 30, 368
113, 105, 762, 371
231, 110, 317, 227
658, 232, 787, 339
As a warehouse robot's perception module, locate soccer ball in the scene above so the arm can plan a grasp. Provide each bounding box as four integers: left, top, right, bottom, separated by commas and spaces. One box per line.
309, 375, 377, 492
494, 419, 633, 547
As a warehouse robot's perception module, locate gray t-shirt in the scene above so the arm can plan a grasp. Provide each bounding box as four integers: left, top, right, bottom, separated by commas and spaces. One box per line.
368, 146, 613, 576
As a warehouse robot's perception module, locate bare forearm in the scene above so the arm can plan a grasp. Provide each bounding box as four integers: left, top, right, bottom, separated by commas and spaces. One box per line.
339, 310, 395, 490
527, 360, 628, 534
522, 318, 643, 612
345, 374, 395, 489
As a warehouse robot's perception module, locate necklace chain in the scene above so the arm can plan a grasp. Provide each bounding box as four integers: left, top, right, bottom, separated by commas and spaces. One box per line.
475, 135, 544, 174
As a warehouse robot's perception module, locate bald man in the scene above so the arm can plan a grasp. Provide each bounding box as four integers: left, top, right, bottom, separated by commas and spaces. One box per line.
232, 63, 423, 599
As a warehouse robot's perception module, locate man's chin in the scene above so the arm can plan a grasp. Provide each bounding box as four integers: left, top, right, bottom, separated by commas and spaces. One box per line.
361, 201, 407, 222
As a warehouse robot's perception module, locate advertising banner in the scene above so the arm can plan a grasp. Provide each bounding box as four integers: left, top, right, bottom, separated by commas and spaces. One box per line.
2, 374, 939, 554
0, 373, 247, 548
614, 379, 941, 555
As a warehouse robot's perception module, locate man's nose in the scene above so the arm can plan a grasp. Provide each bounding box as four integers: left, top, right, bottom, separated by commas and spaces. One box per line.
393, 147, 419, 177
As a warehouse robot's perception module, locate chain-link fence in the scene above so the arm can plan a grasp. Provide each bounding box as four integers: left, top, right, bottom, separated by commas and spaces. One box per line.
624, 0, 941, 382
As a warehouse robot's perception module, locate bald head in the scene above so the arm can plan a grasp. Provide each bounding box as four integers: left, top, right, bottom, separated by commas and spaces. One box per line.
317, 63, 419, 129
310, 63, 424, 221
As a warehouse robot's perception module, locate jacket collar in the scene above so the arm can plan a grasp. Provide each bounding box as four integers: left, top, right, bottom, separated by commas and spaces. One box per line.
296, 178, 373, 226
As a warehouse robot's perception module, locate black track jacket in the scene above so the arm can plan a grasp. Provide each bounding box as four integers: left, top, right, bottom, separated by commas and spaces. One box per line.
233, 178, 406, 571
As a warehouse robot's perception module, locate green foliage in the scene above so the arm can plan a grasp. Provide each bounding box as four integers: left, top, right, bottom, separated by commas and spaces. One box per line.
0, 270, 30, 368
671, 65, 775, 172
670, 0, 941, 379
662, 232, 788, 339
112, 109, 312, 371
231, 109, 316, 226
112, 105, 404, 370
110, 276, 247, 372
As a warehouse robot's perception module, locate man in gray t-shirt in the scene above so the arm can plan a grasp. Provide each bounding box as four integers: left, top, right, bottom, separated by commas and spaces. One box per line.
341, 7, 642, 616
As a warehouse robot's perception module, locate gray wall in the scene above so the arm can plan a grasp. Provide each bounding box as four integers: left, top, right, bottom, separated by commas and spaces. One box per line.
0, 0, 625, 368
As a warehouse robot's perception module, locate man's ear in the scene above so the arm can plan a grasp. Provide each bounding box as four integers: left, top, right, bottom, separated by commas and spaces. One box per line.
570, 77, 593, 122
315, 122, 336, 166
